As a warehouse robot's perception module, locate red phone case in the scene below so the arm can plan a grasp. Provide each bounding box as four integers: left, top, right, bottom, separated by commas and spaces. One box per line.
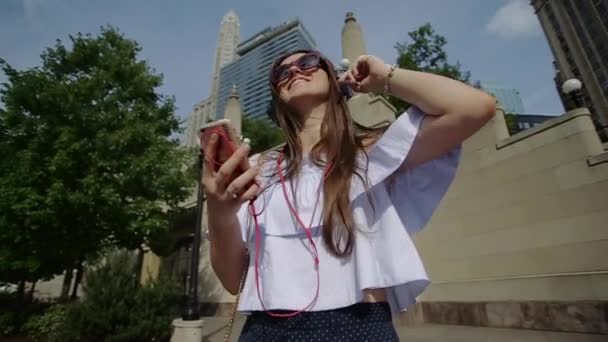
199, 120, 242, 172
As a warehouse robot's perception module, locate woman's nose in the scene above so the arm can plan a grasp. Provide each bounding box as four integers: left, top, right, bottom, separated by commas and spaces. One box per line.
288, 64, 303, 75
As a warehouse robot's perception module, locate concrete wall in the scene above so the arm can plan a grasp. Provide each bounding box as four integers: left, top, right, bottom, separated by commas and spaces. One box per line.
407, 107, 608, 333
416, 107, 608, 303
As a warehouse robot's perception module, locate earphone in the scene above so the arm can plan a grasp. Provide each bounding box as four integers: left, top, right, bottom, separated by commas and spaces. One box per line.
200, 125, 330, 317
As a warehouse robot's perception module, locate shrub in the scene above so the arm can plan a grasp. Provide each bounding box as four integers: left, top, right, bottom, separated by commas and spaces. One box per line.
62, 250, 181, 342
24, 304, 71, 342
0, 311, 18, 336
12, 251, 180, 341
0, 291, 50, 337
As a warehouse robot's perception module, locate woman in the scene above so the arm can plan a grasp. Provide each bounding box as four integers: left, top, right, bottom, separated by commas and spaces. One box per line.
203, 50, 495, 341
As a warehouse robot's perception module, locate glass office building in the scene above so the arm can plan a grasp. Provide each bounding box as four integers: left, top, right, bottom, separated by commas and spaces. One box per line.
474, 81, 526, 114
215, 19, 317, 121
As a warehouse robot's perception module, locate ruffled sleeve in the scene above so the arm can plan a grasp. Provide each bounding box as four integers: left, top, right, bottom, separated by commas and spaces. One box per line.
351, 106, 461, 235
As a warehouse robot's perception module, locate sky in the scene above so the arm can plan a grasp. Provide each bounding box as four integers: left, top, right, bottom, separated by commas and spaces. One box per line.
1, 0, 565, 125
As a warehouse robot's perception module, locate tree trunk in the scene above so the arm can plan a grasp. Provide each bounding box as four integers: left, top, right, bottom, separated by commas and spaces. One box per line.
16, 280, 26, 303
28, 280, 37, 302
70, 262, 84, 300
136, 247, 144, 283
60, 268, 73, 301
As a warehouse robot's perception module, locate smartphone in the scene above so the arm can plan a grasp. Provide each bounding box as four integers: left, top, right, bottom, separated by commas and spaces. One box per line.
199, 119, 247, 173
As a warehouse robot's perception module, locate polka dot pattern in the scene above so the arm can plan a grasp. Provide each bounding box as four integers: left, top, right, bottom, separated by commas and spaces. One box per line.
238, 302, 399, 341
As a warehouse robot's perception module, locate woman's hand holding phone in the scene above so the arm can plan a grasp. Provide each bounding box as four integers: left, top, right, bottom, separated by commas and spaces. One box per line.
202, 133, 259, 216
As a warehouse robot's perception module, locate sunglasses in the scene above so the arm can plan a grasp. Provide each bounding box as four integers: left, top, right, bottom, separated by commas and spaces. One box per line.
270, 52, 324, 86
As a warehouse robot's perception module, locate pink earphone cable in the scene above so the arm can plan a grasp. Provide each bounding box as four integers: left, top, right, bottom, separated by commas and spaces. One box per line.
200, 131, 332, 317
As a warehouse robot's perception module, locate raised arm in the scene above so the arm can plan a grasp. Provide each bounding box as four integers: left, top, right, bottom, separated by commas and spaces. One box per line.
202, 135, 259, 294
340, 55, 496, 168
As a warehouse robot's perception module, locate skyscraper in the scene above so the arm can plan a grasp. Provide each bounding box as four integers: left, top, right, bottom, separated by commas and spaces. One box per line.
210, 10, 240, 104
531, 0, 608, 138
215, 19, 316, 121
475, 81, 526, 114
183, 10, 240, 148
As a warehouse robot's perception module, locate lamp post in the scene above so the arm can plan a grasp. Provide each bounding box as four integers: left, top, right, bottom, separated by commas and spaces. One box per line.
561, 78, 584, 109
182, 141, 205, 321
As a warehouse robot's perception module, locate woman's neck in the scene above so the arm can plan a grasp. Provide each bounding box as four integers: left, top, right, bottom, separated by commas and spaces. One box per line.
298, 102, 327, 153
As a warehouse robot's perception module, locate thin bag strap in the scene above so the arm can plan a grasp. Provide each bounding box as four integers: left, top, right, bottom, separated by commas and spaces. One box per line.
223, 250, 249, 342
224, 154, 267, 341
224, 203, 253, 342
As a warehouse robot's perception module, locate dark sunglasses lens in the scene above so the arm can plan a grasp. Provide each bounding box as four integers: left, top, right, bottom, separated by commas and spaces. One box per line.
298, 54, 320, 69
273, 66, 290, 84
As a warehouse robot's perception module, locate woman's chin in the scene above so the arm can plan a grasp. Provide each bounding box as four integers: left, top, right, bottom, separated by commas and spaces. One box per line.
285, 92, 327, 106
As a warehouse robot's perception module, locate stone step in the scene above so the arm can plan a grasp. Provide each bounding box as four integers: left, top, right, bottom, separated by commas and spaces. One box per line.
196, 316, 606, 342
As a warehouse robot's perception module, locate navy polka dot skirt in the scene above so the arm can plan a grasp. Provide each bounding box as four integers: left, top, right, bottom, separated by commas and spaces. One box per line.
238, 302, 399, 341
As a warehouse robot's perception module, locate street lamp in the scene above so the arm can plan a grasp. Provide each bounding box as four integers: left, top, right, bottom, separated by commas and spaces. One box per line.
561, 78, 584, 109
181, 134, 206, 321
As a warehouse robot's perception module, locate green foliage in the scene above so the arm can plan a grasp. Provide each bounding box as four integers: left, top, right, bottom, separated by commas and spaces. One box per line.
0, 311, 18, 336
21, 251, 180, 341
504, 113, 521, 135
0, 292, 50, 337
0, 292, 19, 336
386, 23, 471, 114
242, 116, 284, 154
57, 250, 181, 342
24, 304, 71, 342
0, 26, 194, 283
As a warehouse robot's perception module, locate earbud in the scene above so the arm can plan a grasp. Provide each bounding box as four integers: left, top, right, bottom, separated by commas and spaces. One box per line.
336, 59, 353, 100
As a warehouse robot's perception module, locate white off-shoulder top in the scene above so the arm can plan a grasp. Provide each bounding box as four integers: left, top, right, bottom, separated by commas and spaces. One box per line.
235, 107, 461, 314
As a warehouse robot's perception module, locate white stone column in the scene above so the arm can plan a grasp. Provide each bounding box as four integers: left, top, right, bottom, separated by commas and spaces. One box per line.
171, 318, 204, 342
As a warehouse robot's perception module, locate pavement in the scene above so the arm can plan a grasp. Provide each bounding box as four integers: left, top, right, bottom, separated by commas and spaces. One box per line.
198, 316, 607, 342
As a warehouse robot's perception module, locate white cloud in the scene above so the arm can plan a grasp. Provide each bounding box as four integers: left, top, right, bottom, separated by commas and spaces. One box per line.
486, 0, 541, 39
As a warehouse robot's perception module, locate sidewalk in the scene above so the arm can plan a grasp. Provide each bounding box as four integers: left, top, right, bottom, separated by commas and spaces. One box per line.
198, 316, 606, 342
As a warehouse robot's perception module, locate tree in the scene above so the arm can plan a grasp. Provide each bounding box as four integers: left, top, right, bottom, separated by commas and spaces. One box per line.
504, 113, 521, 135
241, 116, 284, 155
386, 23, 471, 114
0, 26, 193, 289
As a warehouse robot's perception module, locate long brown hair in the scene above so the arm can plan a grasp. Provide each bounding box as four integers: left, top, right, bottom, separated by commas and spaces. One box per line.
267, 49, 386, 257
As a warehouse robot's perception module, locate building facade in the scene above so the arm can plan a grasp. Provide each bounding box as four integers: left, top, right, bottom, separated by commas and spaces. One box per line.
210, 10, 240, 105
474, 81, 526, 114
215, 19, 316, 121
183, 10, 240, 148
531, 0, 608, 138
183, 98, 214, 149
515, 113, 553, 131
